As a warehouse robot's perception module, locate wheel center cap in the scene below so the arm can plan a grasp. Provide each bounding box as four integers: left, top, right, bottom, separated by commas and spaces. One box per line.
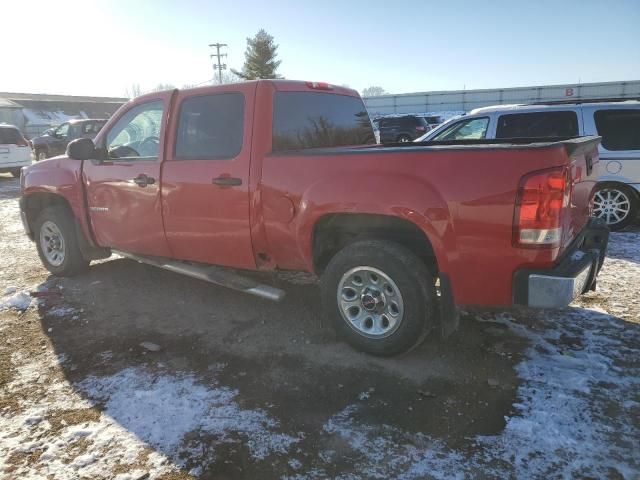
361, 288, 385, 312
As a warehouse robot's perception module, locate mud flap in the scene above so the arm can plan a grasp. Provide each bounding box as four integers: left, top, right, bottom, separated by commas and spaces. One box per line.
438, 273, 460, 337
74, 220, 111, 261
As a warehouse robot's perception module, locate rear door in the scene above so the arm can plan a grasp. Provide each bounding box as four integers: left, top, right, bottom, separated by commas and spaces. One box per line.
83, 92, 173, 257
161, 83, 256, 269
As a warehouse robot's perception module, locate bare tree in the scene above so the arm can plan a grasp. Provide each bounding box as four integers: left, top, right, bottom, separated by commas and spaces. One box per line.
362, 86, 387, 97
151, 83, 176, 92
125, 83, 142, 98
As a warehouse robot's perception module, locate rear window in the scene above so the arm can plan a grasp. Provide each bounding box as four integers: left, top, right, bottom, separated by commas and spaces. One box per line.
0, 127, 22, 144
496, 111, 578, 138
594, 109, 640, 151
175, 93, 244, 160
272, 92, 375, 152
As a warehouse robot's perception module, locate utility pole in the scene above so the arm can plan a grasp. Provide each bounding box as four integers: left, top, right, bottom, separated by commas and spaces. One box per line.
209, 43, 228, 84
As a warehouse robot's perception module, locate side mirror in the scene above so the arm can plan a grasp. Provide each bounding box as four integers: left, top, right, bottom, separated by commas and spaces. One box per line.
67, 138, 95, 160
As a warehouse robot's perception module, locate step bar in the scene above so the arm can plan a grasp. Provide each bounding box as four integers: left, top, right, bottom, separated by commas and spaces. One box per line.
114, 251, 286, 302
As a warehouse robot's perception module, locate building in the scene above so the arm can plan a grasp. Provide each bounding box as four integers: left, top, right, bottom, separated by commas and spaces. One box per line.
363, 80, 640, 120
0, 92, 127, 138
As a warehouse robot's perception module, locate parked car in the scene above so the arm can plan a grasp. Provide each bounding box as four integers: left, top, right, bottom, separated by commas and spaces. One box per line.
32, 119, 107, 161
0, 124, 32, 177
20, 80, 607, 356
416, 101, 640, 230
377, 115, 430, 143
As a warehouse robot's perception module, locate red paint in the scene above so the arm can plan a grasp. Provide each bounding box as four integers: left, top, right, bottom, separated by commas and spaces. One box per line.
21, 80, 599, 307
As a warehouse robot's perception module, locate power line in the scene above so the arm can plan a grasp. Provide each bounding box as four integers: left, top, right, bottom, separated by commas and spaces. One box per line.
209, 43, 228, 84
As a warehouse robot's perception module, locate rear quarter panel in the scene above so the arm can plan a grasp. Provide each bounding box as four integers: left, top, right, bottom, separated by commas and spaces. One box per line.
261, 143, 577, 306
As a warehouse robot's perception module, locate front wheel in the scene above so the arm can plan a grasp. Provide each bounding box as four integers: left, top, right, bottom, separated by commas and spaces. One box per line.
321, 240, 437, 356
593, 183, 638, 231
34, 206, 89, 276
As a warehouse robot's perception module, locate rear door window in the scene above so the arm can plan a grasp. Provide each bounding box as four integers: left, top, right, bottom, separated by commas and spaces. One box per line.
0, 127, 21, 144
593, 109, 640, 151
496, 111, 578, 138
272, 92, 375, 151
431, 117, 489, 141
175, 93, 244, 160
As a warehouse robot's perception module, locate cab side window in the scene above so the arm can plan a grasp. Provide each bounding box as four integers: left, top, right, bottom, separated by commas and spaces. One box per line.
106, 101, 164, 160
175, 93, 244, 160
432, 117, 489, 141
594, 109, 640, 151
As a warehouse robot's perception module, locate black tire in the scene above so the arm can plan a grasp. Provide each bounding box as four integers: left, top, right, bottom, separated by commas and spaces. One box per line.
396, 134, 411, 143
321, 240, 437, 356
34, 206, 89, 276
35, 148, 48, 161
10, 169, 21, 178
593, 183, 639, 231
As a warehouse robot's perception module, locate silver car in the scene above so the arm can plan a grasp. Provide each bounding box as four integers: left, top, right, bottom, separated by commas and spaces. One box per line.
416, 101, 640, 230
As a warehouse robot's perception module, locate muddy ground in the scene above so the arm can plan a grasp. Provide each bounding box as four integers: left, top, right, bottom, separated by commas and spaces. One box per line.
1, 174, 638, 479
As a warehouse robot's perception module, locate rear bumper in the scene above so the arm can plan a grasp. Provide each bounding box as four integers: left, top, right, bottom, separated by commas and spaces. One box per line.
513, 217, 609, 308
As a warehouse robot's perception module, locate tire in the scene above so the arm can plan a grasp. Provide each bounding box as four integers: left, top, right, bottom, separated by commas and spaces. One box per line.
34, 206, 89, 276
321, 240, 437, 356
397, 135, 411, 143
35, 149, 48, 161
10, 169, 21, 178
593, 183, 638, 231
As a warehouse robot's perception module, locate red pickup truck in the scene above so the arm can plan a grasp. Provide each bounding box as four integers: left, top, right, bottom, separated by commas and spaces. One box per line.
19, 80, 608, 355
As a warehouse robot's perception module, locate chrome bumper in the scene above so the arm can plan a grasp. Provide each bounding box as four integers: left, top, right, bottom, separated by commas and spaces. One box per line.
513, 217, 609, 308
527, 263, 592, 308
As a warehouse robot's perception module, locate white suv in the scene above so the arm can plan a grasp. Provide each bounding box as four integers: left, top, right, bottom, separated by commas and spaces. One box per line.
417, 102, 640, 230
0, 124, 32, 177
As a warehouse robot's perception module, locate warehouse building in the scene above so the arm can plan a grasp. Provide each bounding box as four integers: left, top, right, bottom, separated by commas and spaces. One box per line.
364, 80, 640, 120
0, 92, 127, 138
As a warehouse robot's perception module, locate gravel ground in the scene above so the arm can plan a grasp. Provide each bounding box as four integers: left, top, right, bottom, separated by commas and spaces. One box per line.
0, 174, 638, 479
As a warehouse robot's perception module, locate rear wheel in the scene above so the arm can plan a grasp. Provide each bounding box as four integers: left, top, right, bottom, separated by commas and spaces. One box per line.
397, 134, 411, 143
593, 183, 638, 231
321, 240, 436, 356
36, 149, 47, 161
34, 206, 89, 276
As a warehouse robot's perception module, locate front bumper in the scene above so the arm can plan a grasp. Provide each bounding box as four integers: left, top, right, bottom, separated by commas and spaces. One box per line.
513, 218, 609, 308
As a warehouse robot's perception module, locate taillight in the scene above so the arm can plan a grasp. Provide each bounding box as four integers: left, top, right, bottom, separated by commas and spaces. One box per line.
306, 81, 333, 90
513, 166, 569, 247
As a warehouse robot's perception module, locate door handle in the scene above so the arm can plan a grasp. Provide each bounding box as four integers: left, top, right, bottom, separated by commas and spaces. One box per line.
212, 176, 242, 187
133, 174, 155, 187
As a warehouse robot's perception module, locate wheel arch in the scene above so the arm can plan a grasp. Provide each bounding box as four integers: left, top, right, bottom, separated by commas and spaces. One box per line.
312, 212, 440, 276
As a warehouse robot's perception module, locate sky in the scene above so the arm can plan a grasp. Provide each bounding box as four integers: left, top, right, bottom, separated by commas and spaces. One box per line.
2, 0, 639, 98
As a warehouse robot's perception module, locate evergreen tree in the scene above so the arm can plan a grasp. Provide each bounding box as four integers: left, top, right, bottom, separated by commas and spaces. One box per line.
232, 29, 282, 80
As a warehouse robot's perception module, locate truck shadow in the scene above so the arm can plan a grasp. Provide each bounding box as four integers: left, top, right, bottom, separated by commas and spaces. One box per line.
30, 255, 640, 478
32, 258, 530, 477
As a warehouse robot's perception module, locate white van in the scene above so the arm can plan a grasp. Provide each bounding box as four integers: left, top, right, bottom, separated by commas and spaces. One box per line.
417, 101, 640, 230
0, 125, 32, 177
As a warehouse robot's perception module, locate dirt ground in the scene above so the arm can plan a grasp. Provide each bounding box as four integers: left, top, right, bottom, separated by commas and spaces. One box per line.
1, 174, 638, 479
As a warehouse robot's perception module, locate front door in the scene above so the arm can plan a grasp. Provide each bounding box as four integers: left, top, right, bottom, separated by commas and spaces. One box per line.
83, 92, 173, 257
161, 84, 256, 269
50, 122, 71, 156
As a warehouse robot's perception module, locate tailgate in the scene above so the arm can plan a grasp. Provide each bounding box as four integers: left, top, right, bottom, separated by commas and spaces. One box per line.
0, 143, 15, 163
560, 136, 601, 253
